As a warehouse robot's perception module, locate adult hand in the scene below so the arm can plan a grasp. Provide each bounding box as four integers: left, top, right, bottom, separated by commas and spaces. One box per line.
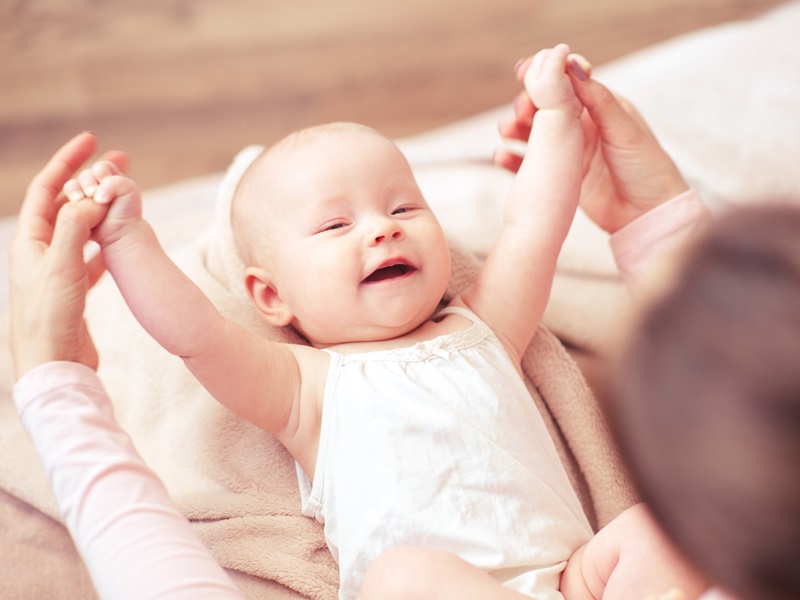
9, 132, 128, 380
495, 54, 689, 233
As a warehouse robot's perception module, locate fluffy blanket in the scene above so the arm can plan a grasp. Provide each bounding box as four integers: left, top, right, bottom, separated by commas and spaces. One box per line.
2, 2, 800, 597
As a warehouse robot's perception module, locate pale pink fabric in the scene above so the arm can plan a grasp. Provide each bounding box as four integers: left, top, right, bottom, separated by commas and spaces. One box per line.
610, 189, 709, 285
13, 361, 244, 600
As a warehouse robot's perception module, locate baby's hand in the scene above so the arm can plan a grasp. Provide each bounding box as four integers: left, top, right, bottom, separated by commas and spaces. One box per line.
63, 160, 143, 246
521, 43, 584, 119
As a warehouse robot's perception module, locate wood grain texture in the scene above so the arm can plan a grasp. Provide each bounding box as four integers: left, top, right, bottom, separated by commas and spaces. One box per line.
0, 0, 786, 217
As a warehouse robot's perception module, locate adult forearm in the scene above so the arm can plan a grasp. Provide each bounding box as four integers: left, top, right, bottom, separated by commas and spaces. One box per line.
14, 362, 244, 600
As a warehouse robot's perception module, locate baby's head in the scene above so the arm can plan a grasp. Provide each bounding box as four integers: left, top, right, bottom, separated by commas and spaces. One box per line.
231, 122, 451, 347
608, 203, 800, 600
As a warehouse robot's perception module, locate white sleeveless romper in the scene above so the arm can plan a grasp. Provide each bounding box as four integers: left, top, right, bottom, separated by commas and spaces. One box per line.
296, 306, 592, 599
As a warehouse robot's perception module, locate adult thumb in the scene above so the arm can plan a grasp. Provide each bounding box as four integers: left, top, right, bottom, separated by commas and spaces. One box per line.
570, 68, 650, 147
49, 201, 104, 274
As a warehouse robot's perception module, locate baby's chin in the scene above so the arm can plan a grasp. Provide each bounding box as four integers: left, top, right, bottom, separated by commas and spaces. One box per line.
300, 289, 446, 349
306, 314, 431, 350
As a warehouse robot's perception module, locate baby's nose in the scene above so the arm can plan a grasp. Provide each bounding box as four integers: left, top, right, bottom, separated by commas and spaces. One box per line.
371, 219, 403, 244
374, 229, 402, 244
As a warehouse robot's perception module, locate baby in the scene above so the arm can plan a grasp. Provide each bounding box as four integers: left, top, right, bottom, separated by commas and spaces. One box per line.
65, 44, 701, 599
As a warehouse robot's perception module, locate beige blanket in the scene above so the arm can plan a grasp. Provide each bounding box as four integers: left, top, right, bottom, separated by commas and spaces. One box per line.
2, 2, 800, 597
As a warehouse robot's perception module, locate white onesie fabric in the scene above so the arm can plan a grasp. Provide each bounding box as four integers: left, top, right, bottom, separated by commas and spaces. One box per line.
297, 306, 593, 600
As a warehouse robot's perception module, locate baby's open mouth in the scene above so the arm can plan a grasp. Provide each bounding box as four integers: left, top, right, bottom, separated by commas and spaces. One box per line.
363, 263, 414, 283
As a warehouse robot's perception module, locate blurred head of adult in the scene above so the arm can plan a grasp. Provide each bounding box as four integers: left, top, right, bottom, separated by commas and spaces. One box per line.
608, 203, 800, 600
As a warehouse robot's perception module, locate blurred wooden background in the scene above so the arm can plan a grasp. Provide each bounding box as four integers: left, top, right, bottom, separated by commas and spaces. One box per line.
0, 0, 786, 218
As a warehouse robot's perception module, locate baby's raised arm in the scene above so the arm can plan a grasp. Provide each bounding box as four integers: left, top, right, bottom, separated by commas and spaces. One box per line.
459, 44, 585, 361
63, 164, 312, 449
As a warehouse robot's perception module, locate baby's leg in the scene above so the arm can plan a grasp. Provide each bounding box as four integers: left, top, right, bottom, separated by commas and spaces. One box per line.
361, 547, 536, 600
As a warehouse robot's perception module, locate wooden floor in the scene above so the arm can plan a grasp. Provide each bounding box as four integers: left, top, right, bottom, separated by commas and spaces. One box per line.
0, 0, 786, 217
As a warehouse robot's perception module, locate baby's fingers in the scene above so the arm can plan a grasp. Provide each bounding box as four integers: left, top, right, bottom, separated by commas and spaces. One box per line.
528, 46, 553, 80
64, 160, 124, 203
63, 178, 86, 203
515, 47, 591, 82
94, 174, 136, 206
78, 167, 101, 199
91, 160, 122, 183
62, 154, 129, 204
90, 162, 123, 204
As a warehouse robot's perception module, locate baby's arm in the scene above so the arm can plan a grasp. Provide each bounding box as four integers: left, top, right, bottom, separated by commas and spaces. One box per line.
459, 44, 585, 360
63, 164, 314, 449
560, 503, 706, 600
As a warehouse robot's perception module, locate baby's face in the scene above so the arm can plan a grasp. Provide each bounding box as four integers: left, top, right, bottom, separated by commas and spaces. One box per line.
239, 123, 451, 347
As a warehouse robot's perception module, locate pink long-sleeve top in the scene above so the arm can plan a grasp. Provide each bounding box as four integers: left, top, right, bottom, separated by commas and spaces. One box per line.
13, 361, 245, 599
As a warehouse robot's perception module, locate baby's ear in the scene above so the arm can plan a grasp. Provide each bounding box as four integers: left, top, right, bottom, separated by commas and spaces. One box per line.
243, 267, 294, 327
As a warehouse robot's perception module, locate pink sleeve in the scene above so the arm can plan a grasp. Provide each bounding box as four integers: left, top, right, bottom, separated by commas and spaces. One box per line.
13, 362, 245, 600
610, 190, 710, 289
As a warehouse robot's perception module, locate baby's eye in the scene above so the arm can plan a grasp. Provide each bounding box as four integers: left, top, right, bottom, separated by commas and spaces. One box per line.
392, 206, 414, 215
317, 220, 348, 233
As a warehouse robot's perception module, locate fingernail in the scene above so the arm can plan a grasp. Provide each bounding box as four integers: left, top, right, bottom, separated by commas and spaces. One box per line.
94, 189, 108, 204
66, 189, 84, 202
514, 58, 526, 74
570, 58, 589, 81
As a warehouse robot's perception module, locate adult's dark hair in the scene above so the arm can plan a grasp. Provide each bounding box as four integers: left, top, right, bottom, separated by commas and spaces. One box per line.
608, 203, 800, 600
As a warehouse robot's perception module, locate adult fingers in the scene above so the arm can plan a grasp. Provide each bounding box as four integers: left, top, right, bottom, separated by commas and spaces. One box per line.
18, 132, 98, 245
513, 90, 536, 125
85, 245, 107, 289
47, 200, 109, 291
567, 53, 592, 81
496, 91, 535, 149
514, 56, 532, 83
98, 149, 130, 174
493, 149, 524, 174
498, 112, 532, 142
48, 201, 97, 276
569, 74, 648, 148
